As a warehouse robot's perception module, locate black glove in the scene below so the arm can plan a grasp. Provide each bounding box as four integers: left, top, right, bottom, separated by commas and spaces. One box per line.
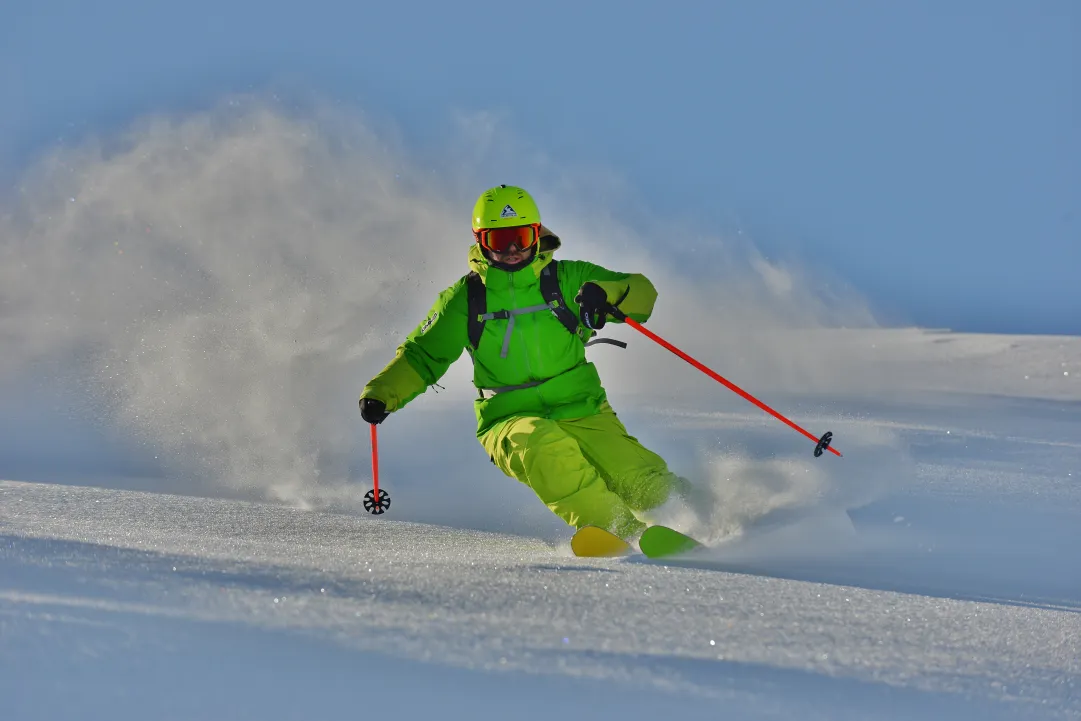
359, 398, 390, 425
575, 283, 613, 330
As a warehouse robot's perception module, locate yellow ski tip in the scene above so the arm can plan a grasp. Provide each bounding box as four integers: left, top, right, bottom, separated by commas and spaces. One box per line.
570, 526, 632, 557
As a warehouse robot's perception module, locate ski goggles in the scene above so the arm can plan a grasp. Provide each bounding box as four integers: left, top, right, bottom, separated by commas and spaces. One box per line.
473, 223, 541, 254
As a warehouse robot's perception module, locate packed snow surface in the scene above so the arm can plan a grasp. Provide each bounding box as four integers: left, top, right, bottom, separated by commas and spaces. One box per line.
1, 108, 1078, 718
2, 329, 1080, 720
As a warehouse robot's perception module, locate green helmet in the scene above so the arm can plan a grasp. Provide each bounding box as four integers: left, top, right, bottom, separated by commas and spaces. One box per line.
472, 185, 541, 231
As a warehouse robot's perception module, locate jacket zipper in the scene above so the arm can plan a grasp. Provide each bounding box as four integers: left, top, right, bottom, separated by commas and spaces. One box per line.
511, 276, 551, 417
510, 282, 533, 380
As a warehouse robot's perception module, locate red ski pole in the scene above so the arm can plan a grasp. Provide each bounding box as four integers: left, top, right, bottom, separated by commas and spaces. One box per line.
363, 424, 391, 514
611, 310, 841, 457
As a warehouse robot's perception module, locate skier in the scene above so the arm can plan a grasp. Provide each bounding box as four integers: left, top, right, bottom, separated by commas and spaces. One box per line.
359, 185, 690, 541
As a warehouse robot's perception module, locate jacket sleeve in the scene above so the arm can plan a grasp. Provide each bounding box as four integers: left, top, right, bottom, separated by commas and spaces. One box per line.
561, 260, 658, 324
360, 278, 469, 412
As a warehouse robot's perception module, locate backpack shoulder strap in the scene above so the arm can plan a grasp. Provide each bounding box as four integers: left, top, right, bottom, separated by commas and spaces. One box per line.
539, 260, 580, 337
465, 271, 485, 351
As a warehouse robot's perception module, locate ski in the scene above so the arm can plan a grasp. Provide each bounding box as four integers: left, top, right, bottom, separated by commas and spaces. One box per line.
639, 525, 701, 559
570, 526, 632, 557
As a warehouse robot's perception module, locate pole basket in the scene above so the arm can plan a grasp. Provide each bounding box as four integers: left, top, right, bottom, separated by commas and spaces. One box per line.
364, 488, 391, 514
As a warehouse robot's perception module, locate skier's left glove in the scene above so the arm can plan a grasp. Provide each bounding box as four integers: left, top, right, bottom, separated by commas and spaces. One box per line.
359, 398, 390, 425
575, 283, 614, 330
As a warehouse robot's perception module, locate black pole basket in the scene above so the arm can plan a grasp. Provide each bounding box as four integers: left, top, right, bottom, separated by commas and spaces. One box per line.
363, 488, 391, 515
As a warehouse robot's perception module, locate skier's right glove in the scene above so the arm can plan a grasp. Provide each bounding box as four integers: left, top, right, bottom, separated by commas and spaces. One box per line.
576, 282, 614, 330
359, 398, 390, 425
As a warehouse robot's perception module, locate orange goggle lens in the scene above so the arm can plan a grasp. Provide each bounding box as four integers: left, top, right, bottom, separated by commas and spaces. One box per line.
474, 224, 540, 253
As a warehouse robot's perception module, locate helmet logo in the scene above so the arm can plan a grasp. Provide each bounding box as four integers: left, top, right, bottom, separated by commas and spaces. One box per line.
499, 204, 518, 219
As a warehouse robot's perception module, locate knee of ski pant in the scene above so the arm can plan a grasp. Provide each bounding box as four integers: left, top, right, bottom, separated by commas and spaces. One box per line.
558, 409, 677, 510
479, 416, 645, 538
482, 417, 591, 496
517, 422, 599, 502
480, 416, 546, 479
522, 440, 646, 539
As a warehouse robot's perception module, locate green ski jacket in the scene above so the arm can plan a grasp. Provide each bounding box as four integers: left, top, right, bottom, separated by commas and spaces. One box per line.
361, 233, 657, 436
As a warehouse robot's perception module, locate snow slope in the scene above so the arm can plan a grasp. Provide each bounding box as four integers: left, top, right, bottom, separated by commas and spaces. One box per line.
1, 105, 1078, 719
3, 331, 1080, 720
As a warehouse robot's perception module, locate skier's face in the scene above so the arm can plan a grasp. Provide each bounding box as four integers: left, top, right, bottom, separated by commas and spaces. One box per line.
488, 243, 535, 266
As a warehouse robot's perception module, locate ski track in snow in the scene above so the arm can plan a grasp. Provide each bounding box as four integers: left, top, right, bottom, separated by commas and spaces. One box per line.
2, 354, 1080, 720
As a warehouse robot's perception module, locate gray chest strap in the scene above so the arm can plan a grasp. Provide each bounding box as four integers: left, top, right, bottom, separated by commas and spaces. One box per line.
481, 303, 553, 358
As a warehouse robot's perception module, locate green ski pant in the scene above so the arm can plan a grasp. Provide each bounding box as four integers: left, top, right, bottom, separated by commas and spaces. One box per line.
479, 404, 681, 539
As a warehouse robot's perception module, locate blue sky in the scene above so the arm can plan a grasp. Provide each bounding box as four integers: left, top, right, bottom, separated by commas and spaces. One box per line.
2, 0, 1077, 334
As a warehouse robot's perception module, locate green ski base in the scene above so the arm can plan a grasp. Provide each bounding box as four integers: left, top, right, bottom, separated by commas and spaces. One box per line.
638, 525, 702, 559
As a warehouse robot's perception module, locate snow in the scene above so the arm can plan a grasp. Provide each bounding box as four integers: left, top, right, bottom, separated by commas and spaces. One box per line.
1, 106, 1078, 719
3, 334, 1080, 720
